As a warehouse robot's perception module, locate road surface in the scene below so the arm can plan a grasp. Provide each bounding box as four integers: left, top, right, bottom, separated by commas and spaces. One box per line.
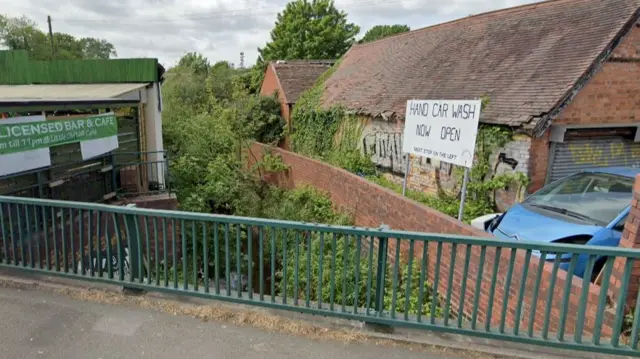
0, 286, 465, 359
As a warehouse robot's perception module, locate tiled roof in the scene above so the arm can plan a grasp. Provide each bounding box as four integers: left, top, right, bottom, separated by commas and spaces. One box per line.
271, 60, 335, 104
321, 0, 640, 131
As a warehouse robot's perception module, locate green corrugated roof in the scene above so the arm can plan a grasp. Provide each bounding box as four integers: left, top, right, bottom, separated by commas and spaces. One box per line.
0, 50, 159, 85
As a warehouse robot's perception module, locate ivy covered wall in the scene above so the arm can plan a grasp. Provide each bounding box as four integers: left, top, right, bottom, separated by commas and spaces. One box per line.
289, 63, 529, 221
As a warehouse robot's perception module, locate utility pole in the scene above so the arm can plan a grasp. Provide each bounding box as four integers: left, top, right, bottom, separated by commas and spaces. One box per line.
47, 15, 55, 60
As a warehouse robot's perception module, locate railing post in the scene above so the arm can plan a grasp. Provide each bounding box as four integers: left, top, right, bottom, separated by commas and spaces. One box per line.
164, 152, 170, 193
122, 203, 144, 294
110, 153, 118, 195
366, 224, 394, 333
36, 172, 44, 199
374, 236, 388, 314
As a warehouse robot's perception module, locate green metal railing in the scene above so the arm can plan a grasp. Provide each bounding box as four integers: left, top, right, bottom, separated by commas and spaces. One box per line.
0, 195, 639, 356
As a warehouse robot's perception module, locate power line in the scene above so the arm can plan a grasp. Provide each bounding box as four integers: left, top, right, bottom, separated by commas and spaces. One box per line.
56, 0, 407, 24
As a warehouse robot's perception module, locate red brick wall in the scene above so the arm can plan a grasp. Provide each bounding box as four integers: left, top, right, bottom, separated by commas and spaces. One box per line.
611, 174, 640, 309
527, 26, 640, 193
612, 24, 640, 60
527, 131, 551, 194
554, 63, 640, 127
260, 63, 292, 149
249, 142, 617, 337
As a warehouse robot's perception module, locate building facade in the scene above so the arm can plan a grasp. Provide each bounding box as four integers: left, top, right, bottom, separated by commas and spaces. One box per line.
260, 60, 334, 148
319, 0, 640, 211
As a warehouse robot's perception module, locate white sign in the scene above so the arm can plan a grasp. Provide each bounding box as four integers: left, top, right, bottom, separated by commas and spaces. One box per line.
402, 99, 481, 168
81, 136, 119, 160
0, 115, 51, 176
80, 111, 119, 160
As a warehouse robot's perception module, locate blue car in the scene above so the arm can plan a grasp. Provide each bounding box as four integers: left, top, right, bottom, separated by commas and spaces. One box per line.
472, 167, 639, 281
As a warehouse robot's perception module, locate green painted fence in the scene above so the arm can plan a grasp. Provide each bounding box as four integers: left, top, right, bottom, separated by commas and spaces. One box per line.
0, 196, 639, 357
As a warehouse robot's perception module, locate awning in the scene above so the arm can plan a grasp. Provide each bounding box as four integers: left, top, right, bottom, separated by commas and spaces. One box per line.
0, 83, 149, 104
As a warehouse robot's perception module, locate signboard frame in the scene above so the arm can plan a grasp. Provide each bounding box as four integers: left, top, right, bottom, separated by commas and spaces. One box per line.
401, 99, 482, 220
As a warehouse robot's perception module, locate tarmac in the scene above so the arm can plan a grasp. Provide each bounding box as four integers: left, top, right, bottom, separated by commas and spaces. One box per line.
0, 285, 464, 359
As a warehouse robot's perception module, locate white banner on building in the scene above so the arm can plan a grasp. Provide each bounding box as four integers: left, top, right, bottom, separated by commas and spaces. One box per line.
80, 112, 119, 160
0, 115, 51, 176
81, 136, 119, 160
402, 99, 481, 169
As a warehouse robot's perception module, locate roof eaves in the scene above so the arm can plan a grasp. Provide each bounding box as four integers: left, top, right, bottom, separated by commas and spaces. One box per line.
533, 7, 640, 137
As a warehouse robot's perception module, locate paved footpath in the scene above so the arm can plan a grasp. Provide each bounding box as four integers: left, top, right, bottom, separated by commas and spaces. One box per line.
0, 286, 466, 359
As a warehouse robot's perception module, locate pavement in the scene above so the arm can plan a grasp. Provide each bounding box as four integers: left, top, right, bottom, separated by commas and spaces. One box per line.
0, 286, 466, 359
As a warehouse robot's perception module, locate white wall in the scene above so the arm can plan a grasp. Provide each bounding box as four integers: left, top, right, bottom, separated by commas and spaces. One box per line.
143, 83, 165, 187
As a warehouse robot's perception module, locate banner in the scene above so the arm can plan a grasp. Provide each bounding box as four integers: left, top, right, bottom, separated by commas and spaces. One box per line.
0, 112, 118, 156
0, 115, 52, 177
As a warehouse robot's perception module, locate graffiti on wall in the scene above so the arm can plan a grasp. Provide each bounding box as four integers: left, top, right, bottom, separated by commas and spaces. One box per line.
567, 141, 640, 168
362, 130, 404, 173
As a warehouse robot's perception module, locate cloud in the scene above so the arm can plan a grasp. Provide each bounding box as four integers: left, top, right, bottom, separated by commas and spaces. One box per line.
0, 0, 539, 67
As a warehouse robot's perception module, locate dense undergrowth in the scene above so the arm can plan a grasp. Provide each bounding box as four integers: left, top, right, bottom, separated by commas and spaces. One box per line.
161, 56, 440, 317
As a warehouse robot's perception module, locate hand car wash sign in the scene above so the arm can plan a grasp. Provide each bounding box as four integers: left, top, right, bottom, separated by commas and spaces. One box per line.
402, 100, 481, 168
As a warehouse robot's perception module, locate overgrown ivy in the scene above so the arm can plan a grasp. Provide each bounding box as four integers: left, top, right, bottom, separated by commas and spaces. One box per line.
163, 57, 441, 317
290, 61, 376, 175
366, 125, 530, 221
291, 79, 530, 221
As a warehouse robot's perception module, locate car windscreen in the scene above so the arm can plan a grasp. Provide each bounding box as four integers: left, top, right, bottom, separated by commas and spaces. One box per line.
523, 172, 633, 226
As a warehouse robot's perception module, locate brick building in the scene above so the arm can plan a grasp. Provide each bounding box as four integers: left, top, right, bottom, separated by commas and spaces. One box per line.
260, 60, 334, 148
319, 0, 640, 210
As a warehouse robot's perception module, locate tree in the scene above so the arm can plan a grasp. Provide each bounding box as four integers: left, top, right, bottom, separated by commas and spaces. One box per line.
177, 52, 210, 76
258, 0, 359, 61
79, 38, 117, 59
207, 61, 236, 101
359, 24, 410, 44
0, 15, 50, 59
0, 14, 116, 60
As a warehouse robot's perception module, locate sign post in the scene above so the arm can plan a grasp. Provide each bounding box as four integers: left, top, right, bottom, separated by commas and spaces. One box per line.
401, 99, 481, 219
401, 154, 411, 196
458, 168, 470, 220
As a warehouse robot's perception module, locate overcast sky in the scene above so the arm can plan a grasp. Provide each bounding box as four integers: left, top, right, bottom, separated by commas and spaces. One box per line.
0, 0, 539, 68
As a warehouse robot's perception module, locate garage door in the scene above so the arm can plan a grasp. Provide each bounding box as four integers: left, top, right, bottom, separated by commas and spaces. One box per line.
549, 137, 640, 182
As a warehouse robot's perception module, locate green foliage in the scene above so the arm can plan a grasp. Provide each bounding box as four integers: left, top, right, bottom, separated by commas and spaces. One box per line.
233, 63, 266, 95
359, 24, 410, 44
162, 17, 440, 317
289, 59, 376, 175
163, 55, 285, 157
291, 105, 344, 157
178, 52, 211, 76
258, 0, 359, 61
383, 258, 441, 317
163, 52, 286, 216
258, 151, 290, 173
230, 94, 286, 145
292, 89, 528, 221
0, 14, 116, 60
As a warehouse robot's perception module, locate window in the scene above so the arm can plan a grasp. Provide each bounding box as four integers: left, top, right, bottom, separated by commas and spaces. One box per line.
524, 172, 633, 226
